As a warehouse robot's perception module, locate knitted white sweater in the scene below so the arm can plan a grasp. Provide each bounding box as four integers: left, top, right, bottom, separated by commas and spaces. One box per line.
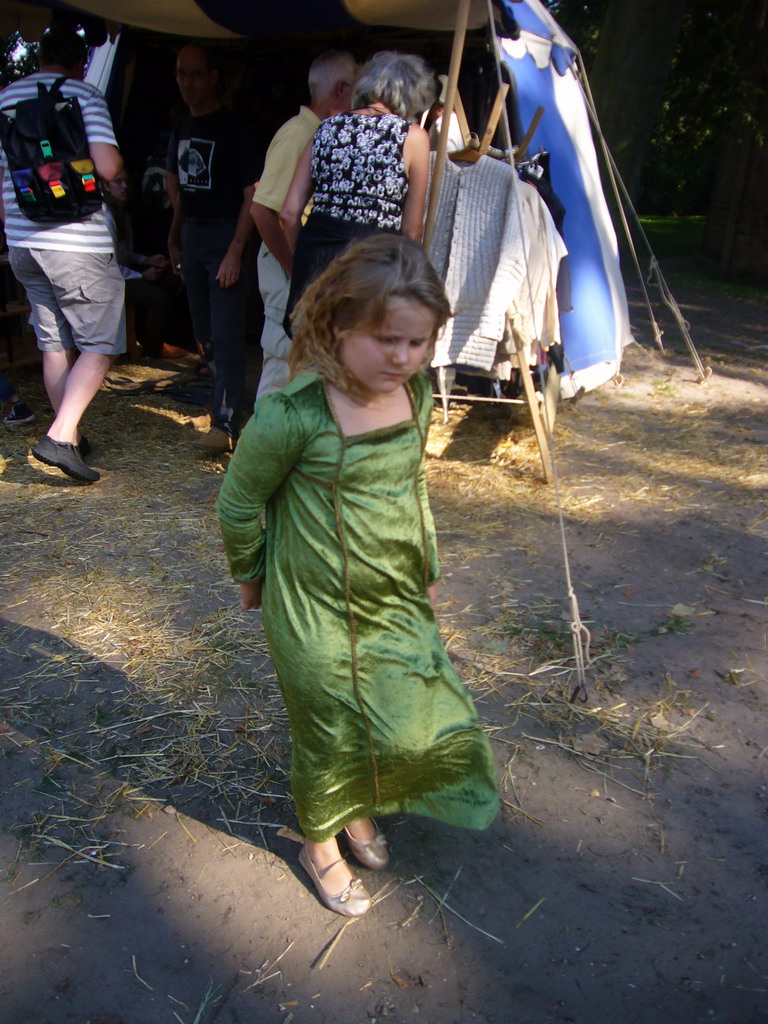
428, 155, 529, 370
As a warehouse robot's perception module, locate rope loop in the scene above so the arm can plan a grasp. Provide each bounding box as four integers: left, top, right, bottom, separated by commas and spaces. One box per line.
567, 589, 592, 703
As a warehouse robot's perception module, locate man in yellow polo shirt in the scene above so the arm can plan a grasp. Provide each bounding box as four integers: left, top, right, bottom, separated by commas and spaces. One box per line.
250, 50, 357, 398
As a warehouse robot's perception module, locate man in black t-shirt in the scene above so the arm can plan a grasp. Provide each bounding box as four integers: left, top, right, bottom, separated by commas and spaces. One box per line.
167, 43, 260, 453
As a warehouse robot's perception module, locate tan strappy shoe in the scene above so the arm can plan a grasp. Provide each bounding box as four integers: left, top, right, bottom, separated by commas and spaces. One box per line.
299, 844, 372, 917
344, 822, 390, 871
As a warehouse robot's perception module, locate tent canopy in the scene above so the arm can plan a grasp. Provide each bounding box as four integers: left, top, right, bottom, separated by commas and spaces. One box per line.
0, 0, 575, 47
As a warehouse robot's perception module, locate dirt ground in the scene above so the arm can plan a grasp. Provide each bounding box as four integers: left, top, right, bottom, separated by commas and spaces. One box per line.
1, 270, 766, 1024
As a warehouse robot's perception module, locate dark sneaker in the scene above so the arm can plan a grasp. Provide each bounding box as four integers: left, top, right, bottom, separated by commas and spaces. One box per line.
78, 435, 92, 458
3, 400, 35, 426
32, 435, 100, 482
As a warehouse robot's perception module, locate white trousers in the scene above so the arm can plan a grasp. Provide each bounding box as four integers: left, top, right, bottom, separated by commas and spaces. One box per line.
256, 242, 292, 400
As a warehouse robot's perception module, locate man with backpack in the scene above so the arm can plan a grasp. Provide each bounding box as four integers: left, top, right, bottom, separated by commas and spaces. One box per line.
0, 26, 124, 483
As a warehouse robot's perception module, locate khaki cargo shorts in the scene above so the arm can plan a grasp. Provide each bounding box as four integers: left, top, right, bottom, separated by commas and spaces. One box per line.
9, 247, 126, 356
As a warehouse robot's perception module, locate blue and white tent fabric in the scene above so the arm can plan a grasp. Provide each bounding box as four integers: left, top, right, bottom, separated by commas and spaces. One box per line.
500, 6, 632, 395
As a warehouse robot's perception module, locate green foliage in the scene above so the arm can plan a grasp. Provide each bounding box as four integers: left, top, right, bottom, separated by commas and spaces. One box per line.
638, 0, 753, 213
544, 0, 610, 62
546, 1, 759, 214
0, 31, 38, 86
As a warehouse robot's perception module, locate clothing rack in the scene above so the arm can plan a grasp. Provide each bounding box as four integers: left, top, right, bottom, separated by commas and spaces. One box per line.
449, 82, 509, 164
424, 14, 555, 482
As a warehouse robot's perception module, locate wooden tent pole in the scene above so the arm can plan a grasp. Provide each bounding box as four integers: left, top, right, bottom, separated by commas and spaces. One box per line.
513, 335, 554, 483
423, 0, 471, 250
474, 81, 509, 159
485, 0, 514, 163
515, 106, 544, 162
482, 2, 553, 482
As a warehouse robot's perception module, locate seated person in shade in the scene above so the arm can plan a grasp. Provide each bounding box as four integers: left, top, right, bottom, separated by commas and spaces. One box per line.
102, 171, 189, 359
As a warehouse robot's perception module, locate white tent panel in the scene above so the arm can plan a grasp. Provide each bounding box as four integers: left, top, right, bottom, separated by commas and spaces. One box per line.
503, 30, 632, 396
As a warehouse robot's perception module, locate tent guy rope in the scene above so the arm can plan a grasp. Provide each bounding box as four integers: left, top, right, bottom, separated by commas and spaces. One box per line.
575, 51, 710, 384
485, 0, 592, 700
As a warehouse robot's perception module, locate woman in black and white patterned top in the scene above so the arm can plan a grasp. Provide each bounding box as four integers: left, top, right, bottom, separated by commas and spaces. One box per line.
280, 52, 435, 328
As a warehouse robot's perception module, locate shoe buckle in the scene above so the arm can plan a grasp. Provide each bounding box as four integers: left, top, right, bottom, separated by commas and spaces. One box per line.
338, 878, 361, 904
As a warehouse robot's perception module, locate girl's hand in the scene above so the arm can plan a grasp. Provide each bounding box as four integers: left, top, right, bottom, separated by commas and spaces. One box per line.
239, 579, 263, 610
426, 582, 439, 611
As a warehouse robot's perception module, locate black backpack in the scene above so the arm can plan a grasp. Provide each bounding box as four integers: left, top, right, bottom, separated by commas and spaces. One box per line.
0, 76, 103, 223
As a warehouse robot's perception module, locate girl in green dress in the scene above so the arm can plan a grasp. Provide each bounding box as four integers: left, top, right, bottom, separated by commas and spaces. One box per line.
217, 235, 499, 917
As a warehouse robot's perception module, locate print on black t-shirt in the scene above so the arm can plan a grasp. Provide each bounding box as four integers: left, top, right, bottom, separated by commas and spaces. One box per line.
178, 138, 215, 190
167, 109, 261, 219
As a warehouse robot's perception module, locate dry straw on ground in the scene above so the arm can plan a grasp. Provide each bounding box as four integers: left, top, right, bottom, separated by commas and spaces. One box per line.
2, 347, 760, 863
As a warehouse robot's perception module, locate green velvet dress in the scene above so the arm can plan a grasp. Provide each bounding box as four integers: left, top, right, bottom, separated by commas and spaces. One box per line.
216, 371, 499, 842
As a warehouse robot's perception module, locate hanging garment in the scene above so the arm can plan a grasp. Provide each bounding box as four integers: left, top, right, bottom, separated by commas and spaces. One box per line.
428, 154, 528, 371
507, 179, 569, 365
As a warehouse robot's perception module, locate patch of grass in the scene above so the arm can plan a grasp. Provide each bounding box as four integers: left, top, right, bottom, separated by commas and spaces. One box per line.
639, 215, 705, 259
591, 626, 643, 652
651, 378, 677, 398
635, 215, 768, 305
650, 617, 696, 637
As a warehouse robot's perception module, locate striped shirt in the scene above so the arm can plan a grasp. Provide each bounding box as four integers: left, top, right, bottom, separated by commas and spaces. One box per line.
0, 73, 117, 253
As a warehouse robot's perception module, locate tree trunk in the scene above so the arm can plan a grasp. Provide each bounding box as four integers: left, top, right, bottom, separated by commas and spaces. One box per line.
703, 0, 768, 284
588, 0, 689, 204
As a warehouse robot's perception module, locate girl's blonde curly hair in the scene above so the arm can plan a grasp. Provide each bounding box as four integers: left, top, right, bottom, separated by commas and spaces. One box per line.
288, 235, 451, 400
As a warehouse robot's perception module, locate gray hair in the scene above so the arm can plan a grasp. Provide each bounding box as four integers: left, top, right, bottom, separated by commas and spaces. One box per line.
352, 51, 436, 122
308, 50, 357, 102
